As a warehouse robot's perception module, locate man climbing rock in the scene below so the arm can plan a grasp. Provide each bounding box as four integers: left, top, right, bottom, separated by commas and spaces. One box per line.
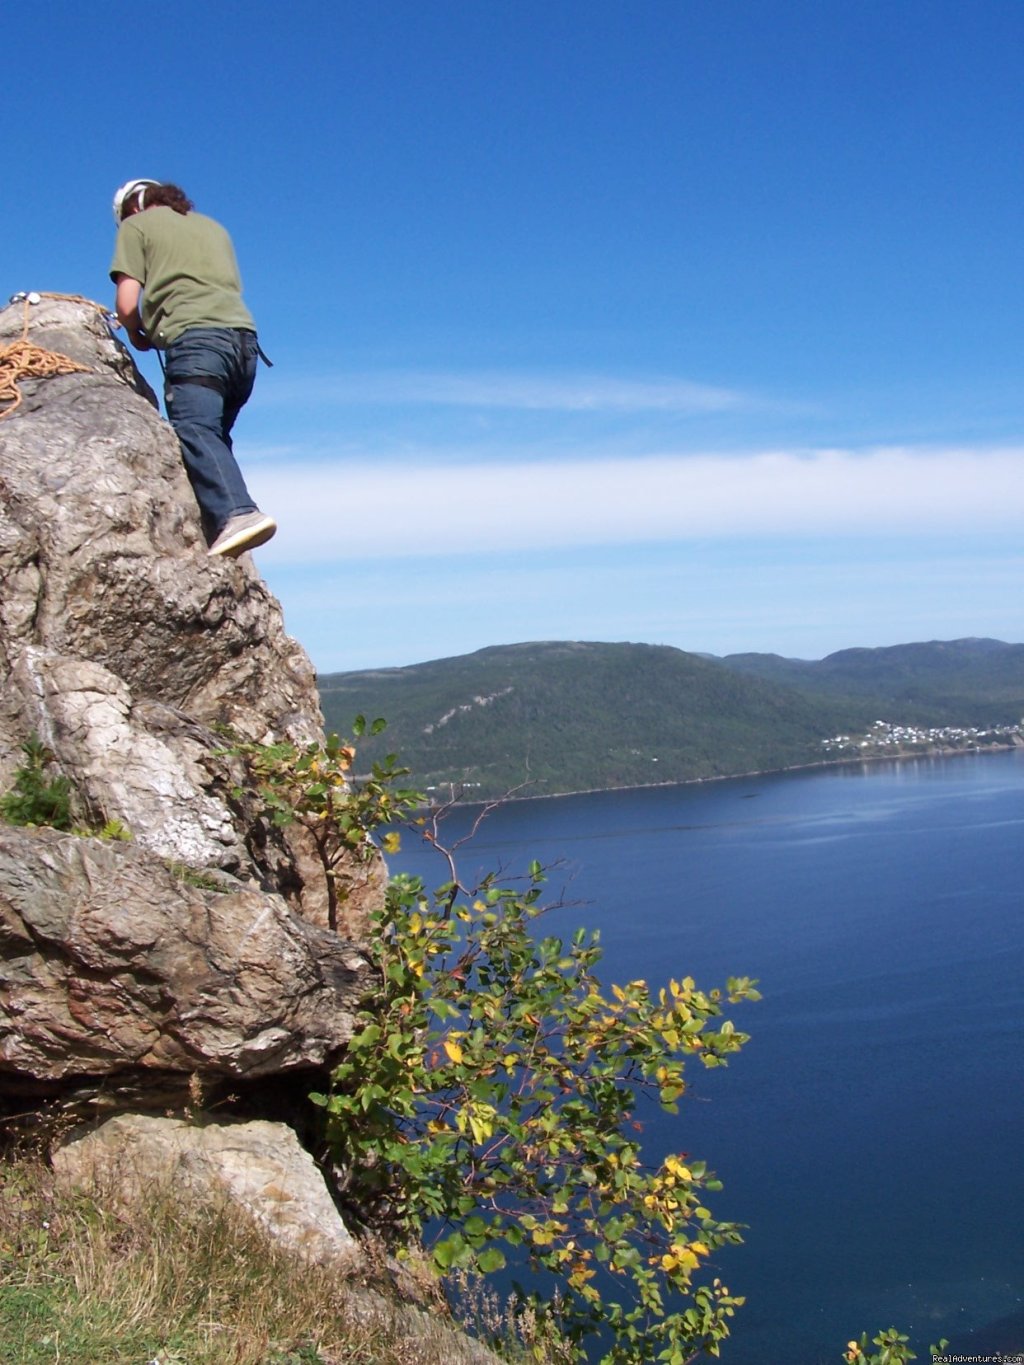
110, 178, 277, 558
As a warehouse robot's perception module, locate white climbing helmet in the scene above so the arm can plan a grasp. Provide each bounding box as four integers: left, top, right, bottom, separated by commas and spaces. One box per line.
112, 178, 160, 226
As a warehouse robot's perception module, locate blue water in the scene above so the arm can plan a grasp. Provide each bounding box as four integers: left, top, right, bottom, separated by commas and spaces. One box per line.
389, 751, 1024, 1362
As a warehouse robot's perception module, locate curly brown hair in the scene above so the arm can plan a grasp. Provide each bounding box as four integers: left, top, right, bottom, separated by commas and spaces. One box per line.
141, 182, 194, 215
121, 182, 194, 220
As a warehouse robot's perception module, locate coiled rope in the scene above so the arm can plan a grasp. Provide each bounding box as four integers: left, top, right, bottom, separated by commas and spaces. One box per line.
0, 293, 102, 422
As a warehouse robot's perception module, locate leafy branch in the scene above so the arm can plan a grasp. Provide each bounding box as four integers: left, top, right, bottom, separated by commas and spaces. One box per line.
228, 718, 421, 930
318, 857, 760, 1363
843, 1328, 948, 1364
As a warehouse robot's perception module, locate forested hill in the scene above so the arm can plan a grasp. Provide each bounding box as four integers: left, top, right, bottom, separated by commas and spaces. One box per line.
318, 638, 1024, 800
719, 637, 1024, 723
317, 641, 873, 799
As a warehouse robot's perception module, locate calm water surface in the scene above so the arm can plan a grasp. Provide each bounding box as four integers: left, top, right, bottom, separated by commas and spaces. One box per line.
390, 752, 1024, 1362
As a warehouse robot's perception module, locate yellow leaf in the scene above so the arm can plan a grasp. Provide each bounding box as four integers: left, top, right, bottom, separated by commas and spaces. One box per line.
444, 1040, 464, 1064
468, 1111, 494, 1144
664, 1156, 693, 1182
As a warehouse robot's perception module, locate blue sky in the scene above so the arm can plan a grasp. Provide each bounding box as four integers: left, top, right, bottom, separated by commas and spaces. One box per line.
8, 0, 1022, 670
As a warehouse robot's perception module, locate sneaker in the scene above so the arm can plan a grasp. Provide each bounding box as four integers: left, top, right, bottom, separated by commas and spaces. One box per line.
207, 511, 277, 558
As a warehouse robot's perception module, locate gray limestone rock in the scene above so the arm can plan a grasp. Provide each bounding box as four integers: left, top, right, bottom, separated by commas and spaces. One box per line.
0, 295, 385, 1107
0, 294, 385, 928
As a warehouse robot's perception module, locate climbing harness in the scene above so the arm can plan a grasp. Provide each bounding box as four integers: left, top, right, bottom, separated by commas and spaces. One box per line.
0, 293, 100, 422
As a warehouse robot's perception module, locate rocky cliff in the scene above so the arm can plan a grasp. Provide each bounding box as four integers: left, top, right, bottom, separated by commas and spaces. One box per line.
0, 297, 505, 1362
0, 295, 383, 1120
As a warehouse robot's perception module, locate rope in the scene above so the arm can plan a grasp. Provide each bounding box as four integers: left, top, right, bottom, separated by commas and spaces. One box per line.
38, 291, 112, 313
0, 294, 99, 422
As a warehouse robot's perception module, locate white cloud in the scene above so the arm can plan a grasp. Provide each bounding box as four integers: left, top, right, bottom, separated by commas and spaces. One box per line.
266, 543, 1024, 672
255, 370, 750, 414
249, 444, 1024, 564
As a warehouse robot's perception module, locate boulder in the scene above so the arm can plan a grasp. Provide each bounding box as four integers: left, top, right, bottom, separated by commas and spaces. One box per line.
53, 1114, 360, 1267
52, 1114, 508, 1364
0, 826, 373, 1089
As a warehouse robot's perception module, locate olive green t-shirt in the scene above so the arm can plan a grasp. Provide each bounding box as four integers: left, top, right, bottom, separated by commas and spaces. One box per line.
109, 206, 256, 346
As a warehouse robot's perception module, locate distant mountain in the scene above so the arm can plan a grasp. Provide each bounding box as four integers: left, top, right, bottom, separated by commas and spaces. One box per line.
719, 638, 1024, 724
318, 637, 1024, 800
318, 641, 875, 798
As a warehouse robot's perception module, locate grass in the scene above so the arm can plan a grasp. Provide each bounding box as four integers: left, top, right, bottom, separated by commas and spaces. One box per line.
0, 1149, 543, 1365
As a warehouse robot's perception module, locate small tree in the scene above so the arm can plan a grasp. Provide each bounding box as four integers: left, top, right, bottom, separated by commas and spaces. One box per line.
230, 720, 417, 930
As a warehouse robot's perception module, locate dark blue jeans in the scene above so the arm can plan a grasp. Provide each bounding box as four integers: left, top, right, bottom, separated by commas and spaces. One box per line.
163, 328, 260, 540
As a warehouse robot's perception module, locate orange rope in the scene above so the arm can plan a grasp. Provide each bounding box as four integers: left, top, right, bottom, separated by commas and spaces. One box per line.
0, 295, 95, 421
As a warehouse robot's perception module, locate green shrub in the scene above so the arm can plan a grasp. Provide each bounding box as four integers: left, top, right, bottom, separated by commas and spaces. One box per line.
238, 724, 756, 1362
318, 862, 758, 1364
0, 735, 73, 830
238, 724, 949, 1365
